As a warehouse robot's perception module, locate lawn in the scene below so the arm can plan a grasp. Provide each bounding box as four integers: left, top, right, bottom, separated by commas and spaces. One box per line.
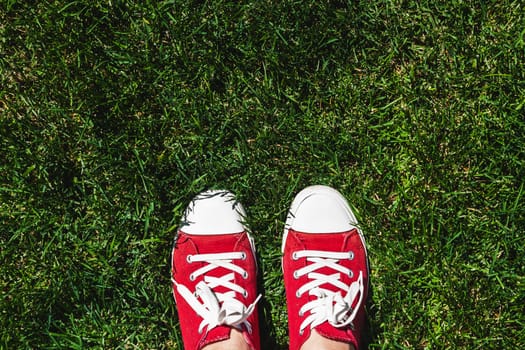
1, 1, 524, 349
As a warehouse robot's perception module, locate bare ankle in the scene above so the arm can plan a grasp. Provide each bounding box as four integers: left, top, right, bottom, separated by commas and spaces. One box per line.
300, 329, 355, 350
202, 328, 251, 350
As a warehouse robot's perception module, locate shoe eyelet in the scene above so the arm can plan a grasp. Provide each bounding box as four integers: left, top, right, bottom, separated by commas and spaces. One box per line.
349, 251, 355, 260
293, 271, 299, 279
299, 329, 304, 335
243, 290, 248, 298
186, 255, 192, 263
241, 252, 247, 260
189, 274, 195, 281
292, 252, 298, 260
242, 271, 249, 279
348, 270, 354, 278
296, 290, 301, 298
298, 310, 304, 317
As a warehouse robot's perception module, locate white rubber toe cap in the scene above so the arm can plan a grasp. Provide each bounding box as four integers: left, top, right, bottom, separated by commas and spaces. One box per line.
286, 185, 358, 233
180, 190, 247, 235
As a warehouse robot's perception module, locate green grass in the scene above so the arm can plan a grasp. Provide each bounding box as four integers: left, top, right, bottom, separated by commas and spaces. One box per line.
1, 0, 524, 349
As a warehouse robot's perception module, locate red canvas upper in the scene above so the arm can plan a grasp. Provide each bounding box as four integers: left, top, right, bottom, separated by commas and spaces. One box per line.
283, 228, 368, 350
171, 231, 260, 350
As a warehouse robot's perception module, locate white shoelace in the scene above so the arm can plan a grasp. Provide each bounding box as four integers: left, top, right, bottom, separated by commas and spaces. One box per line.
172, 252, 261, 334
293, 250, 364, 334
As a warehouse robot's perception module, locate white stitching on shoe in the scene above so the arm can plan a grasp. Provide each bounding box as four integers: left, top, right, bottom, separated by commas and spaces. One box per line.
172, 251, 261, 334
292, 250, 364, 333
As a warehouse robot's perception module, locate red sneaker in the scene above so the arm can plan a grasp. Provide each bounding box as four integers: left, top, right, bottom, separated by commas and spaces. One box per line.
171, 190, 261, 350
282, 185, 369, 350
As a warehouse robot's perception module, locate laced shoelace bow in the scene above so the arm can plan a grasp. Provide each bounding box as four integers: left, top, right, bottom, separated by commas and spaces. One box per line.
172, 252, 261, 334
292, 250, 364, 334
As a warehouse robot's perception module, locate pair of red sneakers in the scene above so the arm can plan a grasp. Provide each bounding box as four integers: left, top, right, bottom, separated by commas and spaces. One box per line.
171, 185, 369, 350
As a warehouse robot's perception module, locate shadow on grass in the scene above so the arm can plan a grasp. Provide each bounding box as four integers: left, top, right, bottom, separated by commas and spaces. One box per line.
365, 264, 382, 350
256, 262, 287, 350
258, 299, 287, 350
